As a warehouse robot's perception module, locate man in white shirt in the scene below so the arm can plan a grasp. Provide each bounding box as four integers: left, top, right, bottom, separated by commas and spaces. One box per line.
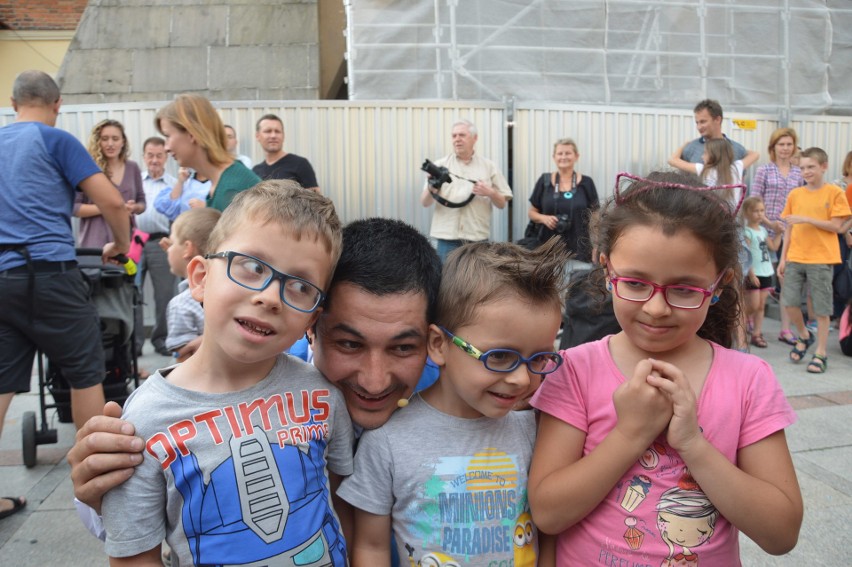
135, 137, 178, 356
420, 119, 512, 262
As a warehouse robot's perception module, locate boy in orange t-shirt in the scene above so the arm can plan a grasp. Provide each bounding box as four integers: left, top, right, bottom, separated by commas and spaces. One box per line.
778, 147, 851, 373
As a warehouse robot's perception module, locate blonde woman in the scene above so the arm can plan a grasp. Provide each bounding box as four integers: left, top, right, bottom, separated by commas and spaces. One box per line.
75, 119, 145, 248
750, 128, 804, 344
527, 138, 599, 273
154, 94, 260, 211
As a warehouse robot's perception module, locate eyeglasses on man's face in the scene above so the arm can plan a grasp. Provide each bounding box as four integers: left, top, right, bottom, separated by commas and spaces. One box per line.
607, 263, 725, 310
439, 327, 562, 375
204, 251, 324, 313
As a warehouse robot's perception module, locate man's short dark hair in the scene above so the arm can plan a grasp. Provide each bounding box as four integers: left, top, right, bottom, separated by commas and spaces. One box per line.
142, 136, 166, 151
12, 70, 60, 106
255, 113, 283, 132
326, 218, 442, 323
693, 99, 723, 119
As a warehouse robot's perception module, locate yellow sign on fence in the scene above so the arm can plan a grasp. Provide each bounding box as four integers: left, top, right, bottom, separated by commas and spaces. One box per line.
732, 119, 757, 130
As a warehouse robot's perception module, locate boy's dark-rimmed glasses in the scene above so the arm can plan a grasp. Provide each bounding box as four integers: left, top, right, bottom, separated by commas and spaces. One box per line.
439, 326, 563, 375
607, 262, 725, 310
204, 251, 325, 313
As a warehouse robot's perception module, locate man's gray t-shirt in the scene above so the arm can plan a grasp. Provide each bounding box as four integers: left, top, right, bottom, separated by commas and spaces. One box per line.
337, 394, 540, 566
102, 354, 354, 566
681, 135, 747, 163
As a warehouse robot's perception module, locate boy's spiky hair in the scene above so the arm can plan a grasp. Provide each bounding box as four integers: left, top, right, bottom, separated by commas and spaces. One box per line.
436, 238, 570, 332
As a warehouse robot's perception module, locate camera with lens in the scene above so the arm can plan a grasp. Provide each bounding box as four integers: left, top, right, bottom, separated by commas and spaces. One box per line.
554, 214, 572, 235
421, 159, 453, 189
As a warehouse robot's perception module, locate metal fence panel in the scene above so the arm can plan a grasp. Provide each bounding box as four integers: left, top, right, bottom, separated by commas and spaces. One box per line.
3, 100, 851, 244
791, 115, 852, 181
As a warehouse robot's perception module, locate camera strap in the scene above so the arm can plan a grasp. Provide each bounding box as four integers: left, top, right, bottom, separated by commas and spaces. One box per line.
429, 187, 476, 208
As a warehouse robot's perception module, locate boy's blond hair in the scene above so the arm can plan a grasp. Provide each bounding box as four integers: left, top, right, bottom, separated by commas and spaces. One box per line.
436, 238, 570, 331
207, 180, 343, 284
173, 208, 222, 257
800, 147, 829, 165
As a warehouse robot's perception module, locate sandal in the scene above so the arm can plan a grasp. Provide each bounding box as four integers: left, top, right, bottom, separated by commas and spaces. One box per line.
789, 333, 815, 363
807, 354, 827, 374
750, 333, 768, 348
0, 496, 26, 521
778, 330, 797, 345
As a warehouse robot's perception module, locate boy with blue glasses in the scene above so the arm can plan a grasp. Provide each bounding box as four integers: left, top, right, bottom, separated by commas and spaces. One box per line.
338, 238, 569, 566
101, 182, 354, 566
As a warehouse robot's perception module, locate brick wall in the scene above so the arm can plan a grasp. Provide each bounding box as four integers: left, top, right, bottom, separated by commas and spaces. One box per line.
0, 0, 87, 31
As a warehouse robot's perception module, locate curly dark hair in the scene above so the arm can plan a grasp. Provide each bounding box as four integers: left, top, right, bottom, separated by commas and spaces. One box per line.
588, 170, 742, 348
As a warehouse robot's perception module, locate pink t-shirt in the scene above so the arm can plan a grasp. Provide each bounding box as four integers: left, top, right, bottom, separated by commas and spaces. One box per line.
530, 337, 796, 567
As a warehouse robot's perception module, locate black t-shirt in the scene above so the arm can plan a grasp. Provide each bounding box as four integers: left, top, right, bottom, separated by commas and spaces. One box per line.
252, 153, 318, 188
528, 172, 599, 262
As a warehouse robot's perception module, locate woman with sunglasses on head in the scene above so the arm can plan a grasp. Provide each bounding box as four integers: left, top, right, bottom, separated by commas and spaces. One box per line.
155, 94, 260, 212
527, 138, 599, 273
75, 119, 145, 247
528, 171, 802, 565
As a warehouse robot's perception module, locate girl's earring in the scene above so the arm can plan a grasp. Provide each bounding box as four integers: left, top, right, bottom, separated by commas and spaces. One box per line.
606, 281, 613, 291
710, 295, 720, 305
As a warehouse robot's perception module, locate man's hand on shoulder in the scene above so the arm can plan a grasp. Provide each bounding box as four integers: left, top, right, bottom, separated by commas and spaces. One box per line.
68, 402, 144, 514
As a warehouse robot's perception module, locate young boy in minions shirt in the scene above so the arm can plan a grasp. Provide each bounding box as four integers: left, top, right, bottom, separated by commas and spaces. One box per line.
338, 239, 567, 567
101, 182, 354, 566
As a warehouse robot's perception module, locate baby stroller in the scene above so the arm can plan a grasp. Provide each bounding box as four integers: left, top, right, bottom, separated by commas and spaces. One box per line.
21, 249, 140, 467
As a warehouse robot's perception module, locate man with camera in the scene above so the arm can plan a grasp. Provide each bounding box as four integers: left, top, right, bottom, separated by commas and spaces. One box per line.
420, 119, 512, 262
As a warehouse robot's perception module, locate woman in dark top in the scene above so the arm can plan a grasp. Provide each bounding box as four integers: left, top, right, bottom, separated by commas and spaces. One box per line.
528, 137, 599, 271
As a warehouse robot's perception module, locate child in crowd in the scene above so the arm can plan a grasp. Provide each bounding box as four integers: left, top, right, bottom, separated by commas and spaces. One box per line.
162, 207, 221, 362
669, 138, 759, 207
528, 171, 803, 565
338, 238, 570, 567
779, 147, 852, 373
740, 196, 783, 348
101, 182, 353, 566
154, 166, 213, 221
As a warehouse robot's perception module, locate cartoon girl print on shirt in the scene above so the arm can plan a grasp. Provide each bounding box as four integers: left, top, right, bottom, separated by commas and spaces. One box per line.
656, 469, 719, 567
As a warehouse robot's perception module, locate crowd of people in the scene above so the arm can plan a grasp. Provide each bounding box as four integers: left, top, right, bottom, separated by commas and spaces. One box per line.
3, 69, 852, 566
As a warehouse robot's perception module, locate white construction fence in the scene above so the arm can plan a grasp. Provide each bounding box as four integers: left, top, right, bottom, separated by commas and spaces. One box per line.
2, 100, 851, 243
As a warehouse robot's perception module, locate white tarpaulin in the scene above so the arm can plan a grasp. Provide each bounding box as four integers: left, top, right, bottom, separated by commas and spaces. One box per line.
345, 0, 852, 116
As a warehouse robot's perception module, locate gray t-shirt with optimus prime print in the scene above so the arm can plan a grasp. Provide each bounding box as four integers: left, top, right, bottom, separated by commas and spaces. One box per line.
102, 353, 354, 566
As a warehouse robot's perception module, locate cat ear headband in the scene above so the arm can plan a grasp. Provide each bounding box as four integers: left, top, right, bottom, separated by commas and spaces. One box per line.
614, 172, 747, 216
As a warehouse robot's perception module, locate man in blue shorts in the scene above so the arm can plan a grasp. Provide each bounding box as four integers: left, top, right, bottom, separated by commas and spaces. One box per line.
0, 70, 130, 485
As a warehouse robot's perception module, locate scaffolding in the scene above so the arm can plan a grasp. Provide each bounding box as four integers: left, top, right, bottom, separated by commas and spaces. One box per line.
344, 0, 852, 117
